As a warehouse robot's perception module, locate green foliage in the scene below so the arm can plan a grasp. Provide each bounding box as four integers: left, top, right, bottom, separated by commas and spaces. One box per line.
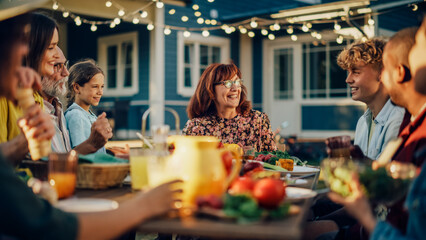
223, 194, 290, 223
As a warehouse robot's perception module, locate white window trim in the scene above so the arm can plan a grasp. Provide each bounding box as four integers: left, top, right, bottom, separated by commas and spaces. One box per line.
177, 31, 230, 97
98, 32, 139, 97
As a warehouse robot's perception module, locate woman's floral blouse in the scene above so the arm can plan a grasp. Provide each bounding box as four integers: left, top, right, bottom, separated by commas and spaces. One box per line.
183, 109, 277, 152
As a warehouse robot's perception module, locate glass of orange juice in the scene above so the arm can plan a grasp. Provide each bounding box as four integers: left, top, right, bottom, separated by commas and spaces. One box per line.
48, 150, 78, 199
129, 148, 153, 191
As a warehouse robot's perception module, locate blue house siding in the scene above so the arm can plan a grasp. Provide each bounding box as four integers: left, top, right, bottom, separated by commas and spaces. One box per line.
302, 105, 365, 131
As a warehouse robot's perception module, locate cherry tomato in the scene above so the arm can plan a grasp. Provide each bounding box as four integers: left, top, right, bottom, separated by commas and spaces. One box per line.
252, 178, 286, 208
229, 177, 255, 195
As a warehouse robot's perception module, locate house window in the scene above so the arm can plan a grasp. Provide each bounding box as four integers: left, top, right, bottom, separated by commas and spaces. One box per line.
302, 41, 350, 99
98, 32, 138, 96
274, 48, 294, 99
177, 32, 230, 97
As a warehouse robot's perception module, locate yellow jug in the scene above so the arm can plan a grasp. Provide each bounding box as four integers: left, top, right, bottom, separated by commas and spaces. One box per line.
167, 136, 241, 212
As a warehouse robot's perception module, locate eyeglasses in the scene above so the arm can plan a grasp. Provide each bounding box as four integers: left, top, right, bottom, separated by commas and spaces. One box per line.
54, 60, 69, 73
214, 79, 243, 89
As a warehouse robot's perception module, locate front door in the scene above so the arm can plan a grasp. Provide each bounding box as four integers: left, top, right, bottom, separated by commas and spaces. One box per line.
263, 41, 302, 136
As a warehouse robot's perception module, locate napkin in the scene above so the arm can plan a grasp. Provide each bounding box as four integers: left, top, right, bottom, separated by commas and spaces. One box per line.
78, 153, 128, 164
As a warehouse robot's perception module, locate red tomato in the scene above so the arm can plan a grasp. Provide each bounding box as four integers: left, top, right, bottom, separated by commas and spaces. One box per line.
221, 151, 233, 175
252, 178, 286, 208
229, 177, 255, 195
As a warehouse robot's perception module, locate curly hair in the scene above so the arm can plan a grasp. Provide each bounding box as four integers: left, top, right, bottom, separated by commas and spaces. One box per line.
337, 38, 386, 73
186, 63, 251, 119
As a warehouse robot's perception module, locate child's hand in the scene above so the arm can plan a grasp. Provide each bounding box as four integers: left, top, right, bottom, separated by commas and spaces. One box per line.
88, 112, 113, 149
138, 179, 183, 218
18, 104, 55, 141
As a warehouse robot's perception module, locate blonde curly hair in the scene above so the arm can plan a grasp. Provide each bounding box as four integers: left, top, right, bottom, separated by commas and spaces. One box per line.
337, 38, 386, 73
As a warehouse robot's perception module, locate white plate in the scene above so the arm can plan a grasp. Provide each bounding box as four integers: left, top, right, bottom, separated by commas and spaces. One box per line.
247, 160, 320, 176
56, 198, 119, 213
286, 187, 317, 200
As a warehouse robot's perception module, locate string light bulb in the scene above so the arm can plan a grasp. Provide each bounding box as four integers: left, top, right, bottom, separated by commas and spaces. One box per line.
195, 11, 201, 17
192, 4, 199, 10
75, 17, 82, 26
147, 23, 154, 30
248, 31, 255, 38
368, 16, 375, 26
181, 16, 189, 22
52, 2, 59, 10
156, 1, 164, 9
208, 0, 214, 2
225, 27, 232, 34
211, 19, 217, 25
205, 19, 211, 24
336, 35, 344, 44
133, 18, 139, 24
118, 10, 125, 17
306, 22, 312, 28
412, 4, 418, 11
114, 18, 121, 25
250, 19, 258, 28
168, 9, 175, 15
202, 30, 210, 37
183, 31, 191, 38
140, 11, 148, 18
316, 33, 322, 40
105, 1, 112, 7
90, 24, 97, 32
261, 29, 268, 36
286, 26, 293, 34
110, 22, 116, 28
334, 21, 341, 30
240, 27, 247, 34
62, 11, 69, 18
164, 27, 171, 35
268, 34, 275, 40
302, 23, 309, 32
291, 35, 298, 41
311, 32, 317, 38
273, 22, 280, 31
197, 18, 204, 24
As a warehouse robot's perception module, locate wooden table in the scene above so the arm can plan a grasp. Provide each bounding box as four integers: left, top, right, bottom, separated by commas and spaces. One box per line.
75, 186, 313, 240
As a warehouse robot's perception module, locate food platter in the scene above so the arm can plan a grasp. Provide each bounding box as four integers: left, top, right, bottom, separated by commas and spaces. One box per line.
248, 160, 320, 176
56, 198, 119, 213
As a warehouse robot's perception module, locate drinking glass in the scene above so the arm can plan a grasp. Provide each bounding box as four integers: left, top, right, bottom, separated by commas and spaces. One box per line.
129, 148, 152, 191
326, 135, 352, 158
48, 150, 78, 199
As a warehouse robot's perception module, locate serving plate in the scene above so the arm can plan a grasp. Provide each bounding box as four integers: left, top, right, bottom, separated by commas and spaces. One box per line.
286, 187, 317, 201
56, 198, 119, 213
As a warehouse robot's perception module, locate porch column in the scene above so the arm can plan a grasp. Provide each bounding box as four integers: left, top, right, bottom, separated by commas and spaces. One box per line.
149, 6, 165, 129
240, 34, 253, 101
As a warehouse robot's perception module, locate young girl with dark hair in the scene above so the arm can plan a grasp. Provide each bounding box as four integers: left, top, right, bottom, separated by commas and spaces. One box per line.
65, 59, 106, 153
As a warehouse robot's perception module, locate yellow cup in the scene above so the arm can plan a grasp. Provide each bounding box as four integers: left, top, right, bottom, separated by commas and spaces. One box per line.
129, 148, 153, 191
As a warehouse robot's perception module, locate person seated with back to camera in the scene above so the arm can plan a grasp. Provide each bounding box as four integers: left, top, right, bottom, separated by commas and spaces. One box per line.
182, 62, 276, 152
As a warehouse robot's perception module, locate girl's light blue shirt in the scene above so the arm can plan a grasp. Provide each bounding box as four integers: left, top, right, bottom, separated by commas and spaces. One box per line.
64, 103, 106, 153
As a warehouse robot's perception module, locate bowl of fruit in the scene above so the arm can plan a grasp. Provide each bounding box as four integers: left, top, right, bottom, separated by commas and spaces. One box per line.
321, 158, 416, 205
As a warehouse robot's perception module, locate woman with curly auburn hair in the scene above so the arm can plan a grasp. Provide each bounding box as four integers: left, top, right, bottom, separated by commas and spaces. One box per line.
183, 63, 276, 152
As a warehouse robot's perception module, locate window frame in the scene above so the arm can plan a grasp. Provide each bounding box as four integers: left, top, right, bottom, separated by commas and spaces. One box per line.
177, 32, 230, 97
98, 32, 139, 97
302, 40, 352, 100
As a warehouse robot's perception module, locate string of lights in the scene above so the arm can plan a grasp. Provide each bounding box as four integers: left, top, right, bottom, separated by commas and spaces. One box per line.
50, 0, 423, 44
